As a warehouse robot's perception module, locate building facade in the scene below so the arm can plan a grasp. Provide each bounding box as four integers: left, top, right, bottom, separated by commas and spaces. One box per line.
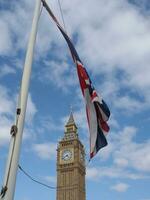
56, 113, 86, 200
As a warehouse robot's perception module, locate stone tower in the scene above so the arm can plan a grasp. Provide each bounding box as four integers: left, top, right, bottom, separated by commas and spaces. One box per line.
56, 112, 86, 200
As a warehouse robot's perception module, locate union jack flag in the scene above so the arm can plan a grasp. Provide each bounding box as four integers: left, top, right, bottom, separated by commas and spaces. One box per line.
42, 0, 110, 159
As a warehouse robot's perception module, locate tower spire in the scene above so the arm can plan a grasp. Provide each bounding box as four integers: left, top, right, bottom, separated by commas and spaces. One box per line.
64, 110, 78, 141
66, 110, 75, 126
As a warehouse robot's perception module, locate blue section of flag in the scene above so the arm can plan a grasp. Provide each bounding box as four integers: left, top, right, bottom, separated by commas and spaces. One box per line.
58, 27, 82, 63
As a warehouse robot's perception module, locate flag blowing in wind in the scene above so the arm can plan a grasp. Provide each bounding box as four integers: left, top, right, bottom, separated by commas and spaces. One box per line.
42, 0, 111, 159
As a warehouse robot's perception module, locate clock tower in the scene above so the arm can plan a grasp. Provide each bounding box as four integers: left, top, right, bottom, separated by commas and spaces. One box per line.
56, 112, 86, 200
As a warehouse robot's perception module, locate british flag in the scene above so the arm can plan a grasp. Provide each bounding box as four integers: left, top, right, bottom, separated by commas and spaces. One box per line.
42, 0, 111, 159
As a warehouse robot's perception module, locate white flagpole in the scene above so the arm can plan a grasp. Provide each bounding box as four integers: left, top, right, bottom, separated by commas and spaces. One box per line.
0, 0, 41, 200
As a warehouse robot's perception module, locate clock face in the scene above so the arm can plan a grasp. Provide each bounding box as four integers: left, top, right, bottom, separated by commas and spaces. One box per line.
62, 150, 72, 161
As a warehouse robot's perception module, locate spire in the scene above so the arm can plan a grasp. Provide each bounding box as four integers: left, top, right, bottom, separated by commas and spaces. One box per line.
66, 111, 75, 126
64, 110, 78, 141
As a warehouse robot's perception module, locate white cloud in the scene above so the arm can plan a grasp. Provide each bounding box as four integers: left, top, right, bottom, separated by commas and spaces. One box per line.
113, 126, 150, 172
0, 85, 37, 146
0, 0, 64, 58
43, 175, 56, 184
23, 127, 36, 141
0, 85, 15, 115
99, 142, 114, 161
0, 65, 16, 77
26, 94, 37, 125
86, 167, 99, 180
32, 142, 57, 160
109, 114, 120, 129
86, 125, 150, 182
0, 1, 32, 56
36, 116, 64, 136
114, 95, 144, 112
0, 116, 12, 146
114, 158, 129, 168
1, 0, 150, 115
86, 166, 146, 181
0, 85, 15, 146
47, 0, 150, 112
0, 20, 12, 55
1, 0, 150, 189
39, 60, 77, 91
111, 182, 129, 192
121, 141, 150, 172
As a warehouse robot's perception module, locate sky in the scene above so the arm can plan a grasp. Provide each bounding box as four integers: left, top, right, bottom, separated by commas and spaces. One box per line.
0, 0, 150, 200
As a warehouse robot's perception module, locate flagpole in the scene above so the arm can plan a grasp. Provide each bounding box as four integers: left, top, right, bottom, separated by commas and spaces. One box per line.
0, 0, 41, 200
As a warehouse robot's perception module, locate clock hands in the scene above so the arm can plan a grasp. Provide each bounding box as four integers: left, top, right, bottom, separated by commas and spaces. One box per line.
63, 154, 69, 159
62, 150, 72, 161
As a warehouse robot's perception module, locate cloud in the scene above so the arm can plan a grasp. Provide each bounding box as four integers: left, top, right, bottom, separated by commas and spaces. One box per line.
0, 116, 12, 146
32, 142, 57, 160
0, 64, 16, 78
110, 118, 119, 129
86, 167, 99, 180
0, 85, 15, 115
1, 0, 150, 116
119, 141, 150, 172
0, 19, 12, 55
35, 115, 65, 137
26, 94, 37, 125
86, 166, 146, 181
0, 85, 15, 146
113, 95, 144, 112
45, 0, 150, 112
43, 175, 56, 185
0, 1, 33, 56
114, 158, 129, 168
1, 0, 150, 184
98, 142, 115, 161
23, 127, 36, 141
111, 182, 129, 192
86, 125, 150, 182
129, 0, 150, 13
39, 60, 77, 92
113, 126, 150, 172
0, 0, 64, 58
0, 84, 37, 146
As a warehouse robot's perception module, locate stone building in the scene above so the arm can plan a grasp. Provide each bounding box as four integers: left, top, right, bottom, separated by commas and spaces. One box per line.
56, 112, 86, 200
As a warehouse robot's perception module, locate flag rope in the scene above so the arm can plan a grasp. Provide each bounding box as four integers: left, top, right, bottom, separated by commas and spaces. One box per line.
18, 164, 88, 191
18, 165, 56, 189
57, 0, 67, 31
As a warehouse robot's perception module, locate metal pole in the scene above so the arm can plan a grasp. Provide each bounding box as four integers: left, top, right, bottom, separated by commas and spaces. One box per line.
0, 0, 41, 200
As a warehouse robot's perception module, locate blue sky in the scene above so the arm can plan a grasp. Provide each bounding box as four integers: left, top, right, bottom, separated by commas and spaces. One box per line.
0, 0, 150, 200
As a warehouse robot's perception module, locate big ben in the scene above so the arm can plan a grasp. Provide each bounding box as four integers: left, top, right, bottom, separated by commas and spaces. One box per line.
56, 112, 86, 200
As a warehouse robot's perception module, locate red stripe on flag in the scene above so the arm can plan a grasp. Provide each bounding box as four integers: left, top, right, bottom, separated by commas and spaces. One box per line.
90, 152, 94, 159
91, 90, 98, 101
99, 119, 110, 132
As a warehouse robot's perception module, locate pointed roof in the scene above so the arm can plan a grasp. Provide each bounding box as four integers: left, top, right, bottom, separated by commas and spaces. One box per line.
66, 111, 75, 126
63, 111, 78, 140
